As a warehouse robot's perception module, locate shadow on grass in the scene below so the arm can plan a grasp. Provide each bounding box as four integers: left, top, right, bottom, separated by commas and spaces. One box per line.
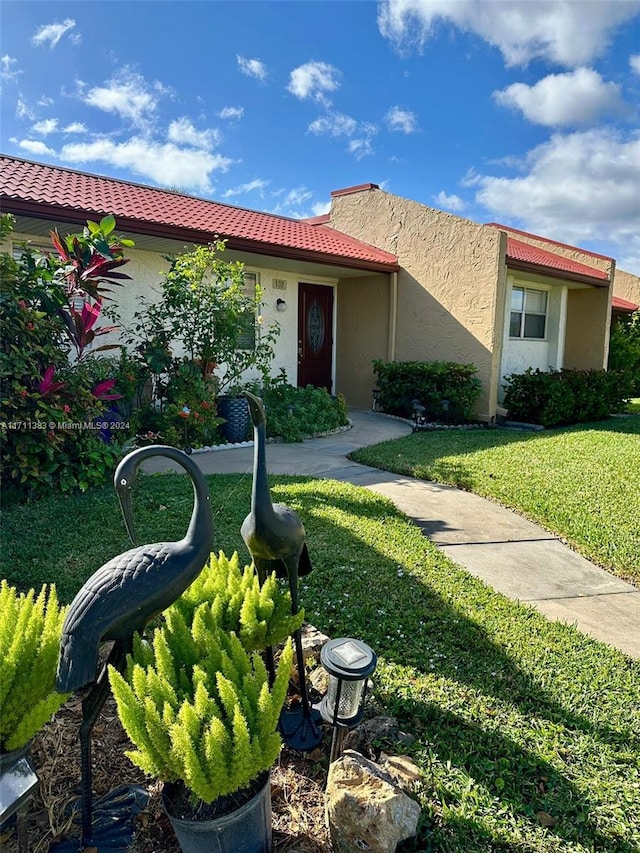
2, 471, 637, 850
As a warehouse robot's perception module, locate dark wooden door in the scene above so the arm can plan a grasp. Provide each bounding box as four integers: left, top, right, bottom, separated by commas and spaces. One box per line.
297, 283, 333, 391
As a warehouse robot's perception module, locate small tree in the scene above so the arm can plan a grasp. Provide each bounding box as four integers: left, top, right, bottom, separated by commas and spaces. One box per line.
128, 241, 279, 394
608, 311, 640, 395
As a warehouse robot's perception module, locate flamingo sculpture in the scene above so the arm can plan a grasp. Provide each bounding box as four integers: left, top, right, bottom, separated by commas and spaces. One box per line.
56, 445, 213, 846
241, 390, 323, 750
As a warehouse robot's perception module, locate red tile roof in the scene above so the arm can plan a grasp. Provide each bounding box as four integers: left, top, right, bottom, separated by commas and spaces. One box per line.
0, 156, 398, 273
505, 237, 609, 284
612, 296, 639, 312
488, 222, 613, 262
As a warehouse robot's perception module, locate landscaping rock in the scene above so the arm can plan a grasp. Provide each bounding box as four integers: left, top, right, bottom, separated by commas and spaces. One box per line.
379, 752, 422, 791
325, 750, 421, 853
309, 665, 329, 695
344, 715, 416, 758
301, 623, 331, 660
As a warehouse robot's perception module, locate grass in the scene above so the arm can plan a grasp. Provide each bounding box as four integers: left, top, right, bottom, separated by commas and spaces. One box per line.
351, 415, 640, 583
2, 472, 639, 851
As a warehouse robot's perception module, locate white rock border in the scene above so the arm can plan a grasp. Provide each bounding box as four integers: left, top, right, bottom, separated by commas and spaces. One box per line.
189, 419, 354, 455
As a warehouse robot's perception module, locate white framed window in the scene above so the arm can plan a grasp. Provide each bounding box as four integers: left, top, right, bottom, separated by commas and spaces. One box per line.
510, 286, 547, 339
237, 271, 259, 350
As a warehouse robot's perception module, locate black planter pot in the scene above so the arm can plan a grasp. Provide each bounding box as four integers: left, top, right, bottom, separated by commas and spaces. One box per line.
217, 395, 251, 444
162, 772, 272, 853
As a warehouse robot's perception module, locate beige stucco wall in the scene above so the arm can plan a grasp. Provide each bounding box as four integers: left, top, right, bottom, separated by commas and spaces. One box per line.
564, 286, 612, 369
613, 268, 640, 306
335, 273, 390, 407
329, 188, 507, 419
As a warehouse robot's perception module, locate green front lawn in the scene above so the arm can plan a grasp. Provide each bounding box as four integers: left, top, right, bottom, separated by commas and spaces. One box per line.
352, 416, 640, 583
2, 474, 639, 851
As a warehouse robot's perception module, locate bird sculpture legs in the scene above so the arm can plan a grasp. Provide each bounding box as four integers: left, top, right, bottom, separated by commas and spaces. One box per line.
278, 552, 323, 751
78, 640, 129, 847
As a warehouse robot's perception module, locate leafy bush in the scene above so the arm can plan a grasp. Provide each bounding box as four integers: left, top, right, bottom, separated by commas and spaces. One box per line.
503, 368, 632, 427
109, 613, 293, 803
0, 214, 133, 503
0, 581, 70, 752
373, 359, 482, 421
172, 551, 304, 651
256, 371, 348, 442
608, 311, 640, 395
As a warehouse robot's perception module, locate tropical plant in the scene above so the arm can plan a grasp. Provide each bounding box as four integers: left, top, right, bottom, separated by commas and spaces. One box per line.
0, 581, 70, 752
108, 612, 293, 805
172, 551, 304, 651
0, 214, 134, 502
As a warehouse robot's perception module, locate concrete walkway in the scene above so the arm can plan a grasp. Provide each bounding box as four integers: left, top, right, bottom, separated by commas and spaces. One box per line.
145, 410, 640, 658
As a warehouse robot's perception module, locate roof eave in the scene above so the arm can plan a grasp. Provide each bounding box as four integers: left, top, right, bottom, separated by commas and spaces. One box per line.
507, 258, 609, 288
2, 197, 399, 275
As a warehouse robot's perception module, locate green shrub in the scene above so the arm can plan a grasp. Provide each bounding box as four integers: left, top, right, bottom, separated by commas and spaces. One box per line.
172, 551, 304, 651
608, 311, 640, 395
373, 359, 482, 421
109, 613, 293, 803
503, 368, 632, 427
0, 581, 70, 752
0, 214, 134, 503
256, 371, 348, 442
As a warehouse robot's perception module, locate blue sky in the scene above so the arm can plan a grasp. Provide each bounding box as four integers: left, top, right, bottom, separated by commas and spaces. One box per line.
2, 1, 639, 272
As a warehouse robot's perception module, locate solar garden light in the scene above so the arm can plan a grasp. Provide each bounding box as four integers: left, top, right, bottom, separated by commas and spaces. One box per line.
0, 748, 39, 852
320, 637, 377, 763
412, 399, 426, 430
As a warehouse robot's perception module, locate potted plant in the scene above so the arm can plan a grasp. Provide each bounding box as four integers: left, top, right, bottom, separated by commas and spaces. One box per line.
0, 581, 70, 823
108, 551, 302, 852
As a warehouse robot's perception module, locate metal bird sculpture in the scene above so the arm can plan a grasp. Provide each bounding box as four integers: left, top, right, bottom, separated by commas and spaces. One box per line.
241, 390, 322, 750
56, 444, 213, 846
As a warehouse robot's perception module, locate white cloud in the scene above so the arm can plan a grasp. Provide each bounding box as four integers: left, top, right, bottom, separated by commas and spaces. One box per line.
37, 95, 54, 106
271, 186, 325, 219
237, 55, 268, 81
309, 112, 358, 137
32, 18, 77, 49
348, 131, 377, 160
62, 122, 87, 134
16, 97, 36, 120
474, 129, 640, 266
32, 118, 58, 135
287, 61, 341, 106
434, 191, 466, 211
494, 68, 627, 127
378, 0, 640, 67
309, 111, 378, 159
283, 186, 313, 207
167, 117, 220, 150
17, 139, 56, 157
385, 106, 418, 133
222, 179, 269, 198
59, 138, 234, 194
82, 71, 162, 126
1, 55, 21, 82
218, 106, 244, 120
631, 55, 640, 74
311, 200, 331, 216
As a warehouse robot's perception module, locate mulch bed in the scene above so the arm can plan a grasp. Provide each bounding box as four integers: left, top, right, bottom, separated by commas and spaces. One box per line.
2, 693, 332, 853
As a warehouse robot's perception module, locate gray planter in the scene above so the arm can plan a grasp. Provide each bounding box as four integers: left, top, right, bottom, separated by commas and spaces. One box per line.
217, 395, 251, 444
162, 772, 272, 853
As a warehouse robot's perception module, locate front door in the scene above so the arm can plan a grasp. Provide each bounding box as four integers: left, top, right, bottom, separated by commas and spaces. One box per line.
297, 283, 334, 391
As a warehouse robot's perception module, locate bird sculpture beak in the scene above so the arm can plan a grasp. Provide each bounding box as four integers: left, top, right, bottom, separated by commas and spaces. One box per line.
244, 390, 266, 425
119, 489, 137, 544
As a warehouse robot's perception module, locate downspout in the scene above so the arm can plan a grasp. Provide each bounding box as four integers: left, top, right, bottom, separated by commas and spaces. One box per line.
387, 271, 398, 362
